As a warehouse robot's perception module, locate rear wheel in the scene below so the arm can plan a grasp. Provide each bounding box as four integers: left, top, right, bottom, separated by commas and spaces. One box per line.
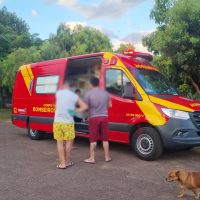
28, 128, 44, 140
131, 127, 163, 161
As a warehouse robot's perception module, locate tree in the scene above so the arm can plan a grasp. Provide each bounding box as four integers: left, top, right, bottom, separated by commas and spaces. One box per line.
0, 7, 43, 107
1, 47, 42, 92
40, 23, 112, 60
0, 7, 32, 60
143, 0, 200, 98
70, 25, 112, 55
0, 9, 113, 107
150, 0, 175, 26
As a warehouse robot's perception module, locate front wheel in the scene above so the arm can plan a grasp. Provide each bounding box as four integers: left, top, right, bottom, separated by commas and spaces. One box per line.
28, 128, 44, 140
131, 127, 163, 161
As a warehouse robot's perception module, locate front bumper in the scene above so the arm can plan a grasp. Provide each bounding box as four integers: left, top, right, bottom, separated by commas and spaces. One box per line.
157, 117, 200, 149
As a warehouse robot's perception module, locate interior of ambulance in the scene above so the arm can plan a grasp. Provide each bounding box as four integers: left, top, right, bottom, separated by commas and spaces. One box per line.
65, 56, 102, 132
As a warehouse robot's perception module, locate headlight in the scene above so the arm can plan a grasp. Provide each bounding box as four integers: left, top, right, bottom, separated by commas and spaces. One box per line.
161, 108, 190, 120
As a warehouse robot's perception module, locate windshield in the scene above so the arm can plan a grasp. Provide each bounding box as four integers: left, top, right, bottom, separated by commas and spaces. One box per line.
130, 68, 178, 95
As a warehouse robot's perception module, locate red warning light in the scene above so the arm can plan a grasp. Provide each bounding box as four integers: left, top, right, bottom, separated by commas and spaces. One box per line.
122, 49, 135, 56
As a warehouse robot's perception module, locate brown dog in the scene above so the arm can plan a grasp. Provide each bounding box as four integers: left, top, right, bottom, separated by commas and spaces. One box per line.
166, 170, 200, 199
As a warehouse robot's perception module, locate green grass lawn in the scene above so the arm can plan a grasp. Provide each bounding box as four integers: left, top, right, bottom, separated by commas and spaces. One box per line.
0, 108, 12, 122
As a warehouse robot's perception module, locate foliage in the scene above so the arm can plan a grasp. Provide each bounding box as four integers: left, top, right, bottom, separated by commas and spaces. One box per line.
0, 7, 42, 60
1, 47, 42, 92
150, 0, 176, 26
0, 12, 113, 96
0, 7, 43, 107
40, 23, 112, 60
143, 0, 200, 98
0, 7, 112, 107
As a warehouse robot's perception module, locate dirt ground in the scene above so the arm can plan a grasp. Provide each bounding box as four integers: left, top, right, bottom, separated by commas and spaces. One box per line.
0, 122, 200, 200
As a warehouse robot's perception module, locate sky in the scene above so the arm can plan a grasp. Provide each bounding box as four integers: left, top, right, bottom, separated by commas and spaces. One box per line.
0, 0, 156, 51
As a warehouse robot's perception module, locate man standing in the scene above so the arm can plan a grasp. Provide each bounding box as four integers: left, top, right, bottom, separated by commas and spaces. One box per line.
84, 77, 112, 164
54, 82, 88, 169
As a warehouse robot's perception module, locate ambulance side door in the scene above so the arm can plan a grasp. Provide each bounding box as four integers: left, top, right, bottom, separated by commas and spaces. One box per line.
104, 68, 142, 141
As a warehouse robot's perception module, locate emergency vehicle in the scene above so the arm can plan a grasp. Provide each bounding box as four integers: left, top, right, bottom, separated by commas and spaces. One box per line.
12, 50, 200, 160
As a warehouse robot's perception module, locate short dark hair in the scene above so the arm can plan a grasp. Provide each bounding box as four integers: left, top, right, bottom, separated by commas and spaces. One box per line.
90, 76, 99, 87
75, 88, 81, 93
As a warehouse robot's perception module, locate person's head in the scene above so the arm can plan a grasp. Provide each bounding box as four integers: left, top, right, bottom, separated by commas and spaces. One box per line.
92, 63, 101, 78
75, 88, 81, 96
62, 81, 70, 89
89, 76, 99, 88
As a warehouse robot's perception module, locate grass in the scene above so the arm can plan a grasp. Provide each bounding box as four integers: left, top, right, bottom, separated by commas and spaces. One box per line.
194, 146, 200, 153
0, 108, 12, 122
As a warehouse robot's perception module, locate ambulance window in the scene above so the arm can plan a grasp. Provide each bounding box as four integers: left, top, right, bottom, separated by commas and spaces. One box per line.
105, 69, 122, 96
36, 75, 59, 94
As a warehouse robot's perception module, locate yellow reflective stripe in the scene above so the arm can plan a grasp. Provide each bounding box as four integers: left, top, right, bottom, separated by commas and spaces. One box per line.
20, 64, 34, 96
136, 95, 166, 125
27, 65, 34, 80
149, 96, 194, 112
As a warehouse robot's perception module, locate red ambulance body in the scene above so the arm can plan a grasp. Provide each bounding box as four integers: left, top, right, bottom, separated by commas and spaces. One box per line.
12, 50, 200, 160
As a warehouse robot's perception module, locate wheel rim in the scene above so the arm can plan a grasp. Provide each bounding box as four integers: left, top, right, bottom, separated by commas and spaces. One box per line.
136, 134, 154, 155
30, 129, 38, 137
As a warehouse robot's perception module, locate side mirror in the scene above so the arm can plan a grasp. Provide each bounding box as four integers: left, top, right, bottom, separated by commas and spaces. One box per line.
132, 87, 143, 101
123, 84, 142, 101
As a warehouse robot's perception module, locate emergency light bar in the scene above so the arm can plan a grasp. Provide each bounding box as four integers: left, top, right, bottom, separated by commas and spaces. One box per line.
122, 49, 153, 63
123, 49, 134, 56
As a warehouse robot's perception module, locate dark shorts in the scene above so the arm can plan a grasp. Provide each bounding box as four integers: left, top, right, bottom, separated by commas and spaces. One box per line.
89, 116, 109, 143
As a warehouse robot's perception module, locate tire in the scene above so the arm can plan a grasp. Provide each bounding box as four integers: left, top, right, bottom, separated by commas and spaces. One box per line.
28, 127, 44, 140
131, 127, 163, 161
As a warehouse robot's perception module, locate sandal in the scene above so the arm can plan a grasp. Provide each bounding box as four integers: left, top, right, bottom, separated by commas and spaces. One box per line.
66, 162, 74, 168
105, 158, 112, 162
84, 158, 95, 164
56, 164, 67, 169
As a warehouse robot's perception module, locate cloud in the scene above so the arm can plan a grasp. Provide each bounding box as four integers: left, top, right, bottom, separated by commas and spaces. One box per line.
31, 9, 38, 17
65, 21, 87, 30
63, 21, 152, 52
95, 25, 118, 39
122, 31, 153, 44
112, 30, 154, 52
64, 22, 118, 39
0, 0, 4, 4
47, 0, 147, 20
112, 39, 149, 52
134, 43, 149, 53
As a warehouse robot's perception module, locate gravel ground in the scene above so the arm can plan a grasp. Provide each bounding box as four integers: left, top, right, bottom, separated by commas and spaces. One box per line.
0, 122, 200, 200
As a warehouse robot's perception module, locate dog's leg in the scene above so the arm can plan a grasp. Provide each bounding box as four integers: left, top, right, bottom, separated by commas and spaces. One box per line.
191, 188, 199, 199
178, 186, 185, 198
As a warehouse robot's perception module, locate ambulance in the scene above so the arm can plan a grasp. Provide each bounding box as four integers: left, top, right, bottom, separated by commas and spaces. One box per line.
12, 50, 200, 160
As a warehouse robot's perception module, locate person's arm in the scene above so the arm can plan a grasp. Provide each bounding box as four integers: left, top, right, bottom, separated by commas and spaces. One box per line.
82, 92, 89, 122
107, 95, 112, 108
82, 112, 87, 122
108, 99, 112, 108
74, 98, 88, 113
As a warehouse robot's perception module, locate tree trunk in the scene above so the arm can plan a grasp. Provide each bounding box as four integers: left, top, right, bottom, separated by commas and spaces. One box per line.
191, 79, 200, 97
